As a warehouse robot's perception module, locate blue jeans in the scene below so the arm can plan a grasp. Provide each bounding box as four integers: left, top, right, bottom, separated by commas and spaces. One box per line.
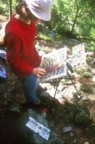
19, 74, 39, 103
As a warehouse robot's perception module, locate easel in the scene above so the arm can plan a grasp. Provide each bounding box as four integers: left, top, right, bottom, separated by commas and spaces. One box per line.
53, 64, 81, 99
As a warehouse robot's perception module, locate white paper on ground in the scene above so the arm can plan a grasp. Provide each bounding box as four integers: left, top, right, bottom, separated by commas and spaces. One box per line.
26, 116, 51, 141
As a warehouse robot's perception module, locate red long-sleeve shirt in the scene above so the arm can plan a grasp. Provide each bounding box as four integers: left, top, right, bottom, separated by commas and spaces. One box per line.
5, 15, 41, 77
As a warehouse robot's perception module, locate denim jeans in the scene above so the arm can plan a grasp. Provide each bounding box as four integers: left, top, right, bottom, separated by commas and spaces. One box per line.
19, 74, 38, 103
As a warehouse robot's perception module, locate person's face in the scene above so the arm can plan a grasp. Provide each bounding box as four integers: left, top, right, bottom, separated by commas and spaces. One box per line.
21, 5, 41, 23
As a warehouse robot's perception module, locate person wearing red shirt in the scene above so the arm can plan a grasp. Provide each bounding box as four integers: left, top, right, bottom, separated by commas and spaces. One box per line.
5, 0, 52, 105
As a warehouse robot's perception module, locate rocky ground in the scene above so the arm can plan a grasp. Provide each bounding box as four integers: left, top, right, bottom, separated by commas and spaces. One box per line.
0, 40, 95, 144
0, 15, 95, 144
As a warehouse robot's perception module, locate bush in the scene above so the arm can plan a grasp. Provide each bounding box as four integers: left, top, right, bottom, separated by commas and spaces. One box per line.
82, 72, 93, 78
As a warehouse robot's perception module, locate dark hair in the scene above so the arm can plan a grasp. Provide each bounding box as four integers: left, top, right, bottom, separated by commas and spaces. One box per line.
15, 1, 37, 19
16, 1, 26, 15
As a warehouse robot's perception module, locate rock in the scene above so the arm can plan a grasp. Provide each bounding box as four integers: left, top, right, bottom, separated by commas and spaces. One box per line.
20, 108, 65, 144
84, 142, 89, 144
10, 104, 21, 113
63, 126, 72, 133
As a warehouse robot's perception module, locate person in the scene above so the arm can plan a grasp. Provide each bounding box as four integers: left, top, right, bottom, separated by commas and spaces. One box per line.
5, 0, 52, 105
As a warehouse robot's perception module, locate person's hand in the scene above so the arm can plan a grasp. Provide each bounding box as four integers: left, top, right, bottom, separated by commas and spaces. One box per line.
33, 36, 38, 45
33, 67, 46, 77
0, 35, 4, 45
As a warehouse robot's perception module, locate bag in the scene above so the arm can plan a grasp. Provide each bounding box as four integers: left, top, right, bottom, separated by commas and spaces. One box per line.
0, 32, 9, 82
0, 64, 7, 82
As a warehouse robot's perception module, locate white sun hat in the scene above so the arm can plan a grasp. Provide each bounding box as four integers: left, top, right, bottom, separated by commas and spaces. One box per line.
24, 0, 52, 21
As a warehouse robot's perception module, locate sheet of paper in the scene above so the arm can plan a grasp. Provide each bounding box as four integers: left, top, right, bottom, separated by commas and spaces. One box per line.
26, 116, 51, 141
40, 47, 67, 82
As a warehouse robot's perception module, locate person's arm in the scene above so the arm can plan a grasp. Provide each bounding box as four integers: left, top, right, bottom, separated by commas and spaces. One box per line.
6, 33, 46, 77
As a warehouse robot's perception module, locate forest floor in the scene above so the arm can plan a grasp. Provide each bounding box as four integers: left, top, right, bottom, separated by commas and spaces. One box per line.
0, 15, 95, 144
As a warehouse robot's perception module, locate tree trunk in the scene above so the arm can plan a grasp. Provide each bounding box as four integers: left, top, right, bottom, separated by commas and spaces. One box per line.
71, 8, 80, 33
9, 0, 12, 19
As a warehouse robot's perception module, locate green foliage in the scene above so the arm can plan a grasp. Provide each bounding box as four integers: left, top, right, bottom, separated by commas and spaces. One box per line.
0, 0, 8, 15
82, 72, 93, 78
50, 0, 73, 34
38, 32, 53, 41
49, 0, 95, 40
91, 118, 95, 131
0, 0, 17, 16
86, 41, 95, 52
74, 66, 87, 75
75, 110, 90, 124
63, 102, 90, 124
